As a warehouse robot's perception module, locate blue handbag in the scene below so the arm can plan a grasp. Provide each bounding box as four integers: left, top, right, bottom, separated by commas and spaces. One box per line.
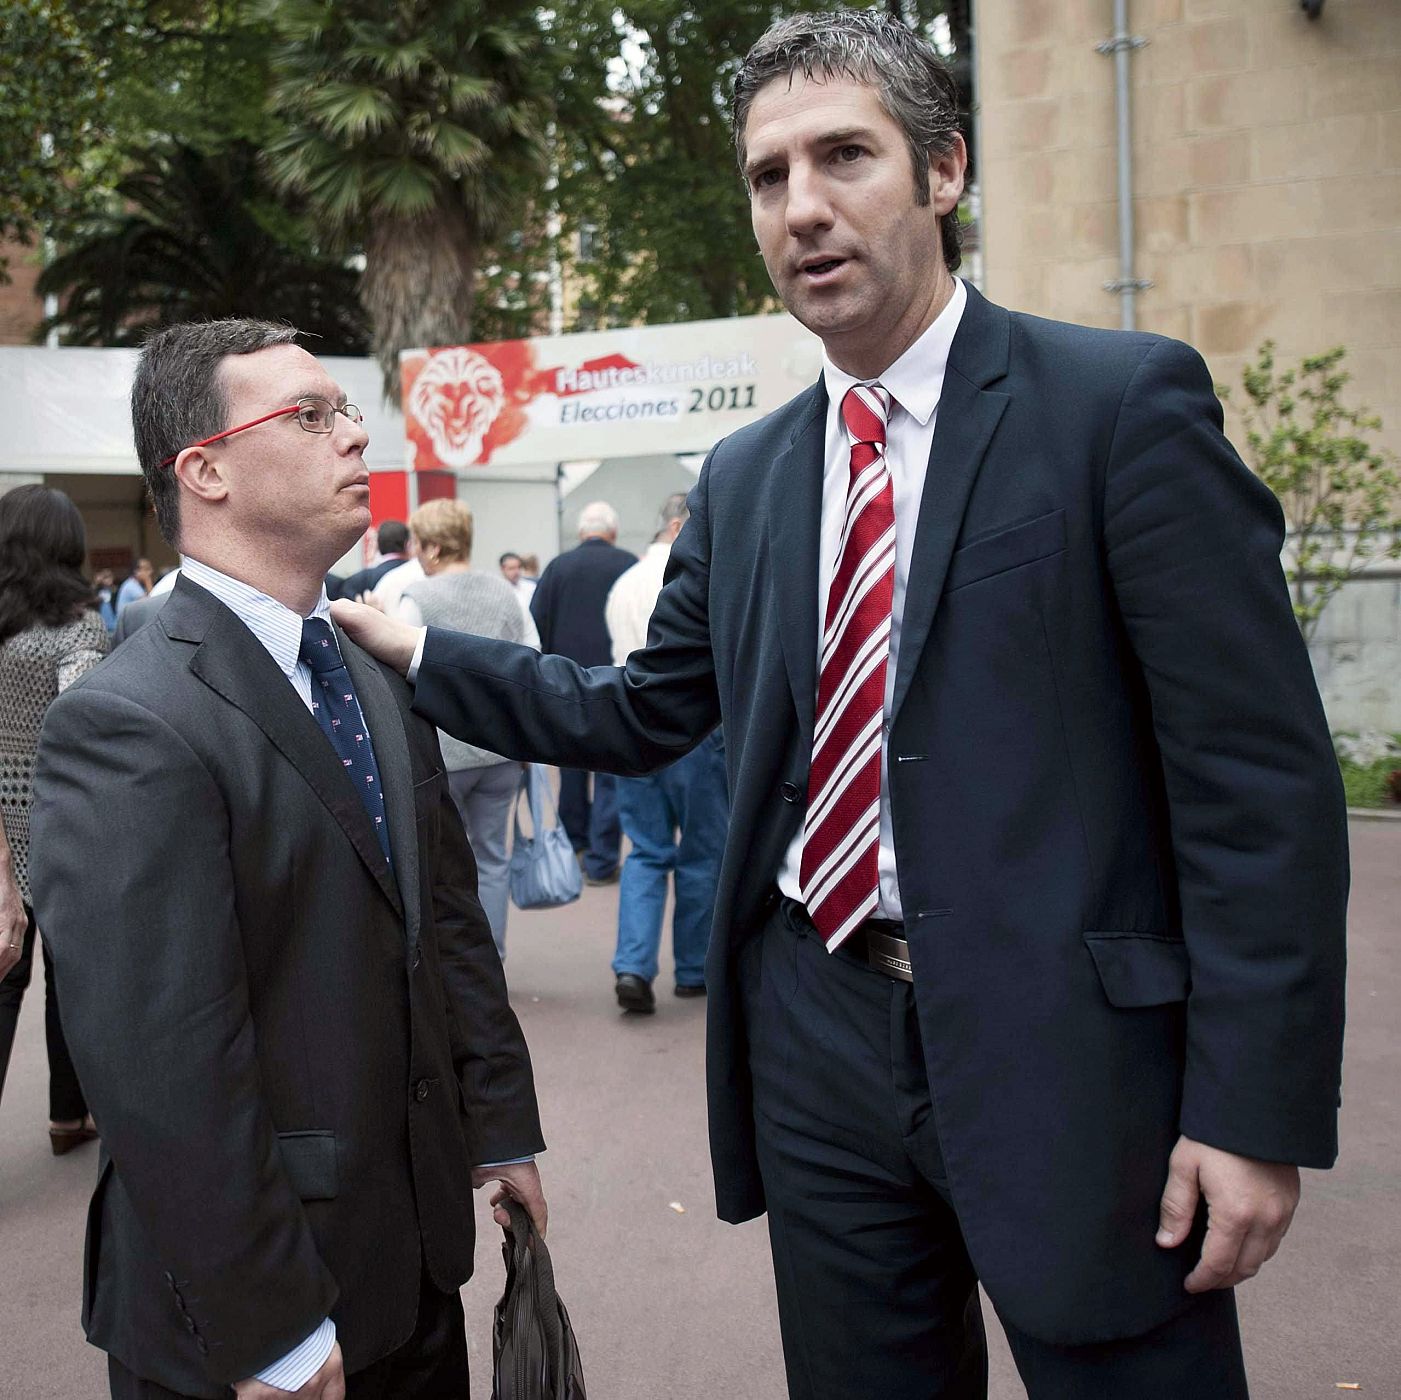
508, 765, 583, 910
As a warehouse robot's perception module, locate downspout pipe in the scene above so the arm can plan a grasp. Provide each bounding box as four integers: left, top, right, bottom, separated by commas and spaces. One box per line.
1097, 0, 1152, 330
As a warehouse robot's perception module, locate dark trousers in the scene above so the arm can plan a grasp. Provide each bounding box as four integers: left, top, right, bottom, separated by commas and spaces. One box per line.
107, 1267, 470, 1399
741, 899, 1250, 1400
0, 903, 87, 1121
557, 768, 620, 880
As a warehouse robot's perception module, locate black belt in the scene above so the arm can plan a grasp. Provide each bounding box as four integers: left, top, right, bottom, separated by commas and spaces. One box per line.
778, 895, 913, 983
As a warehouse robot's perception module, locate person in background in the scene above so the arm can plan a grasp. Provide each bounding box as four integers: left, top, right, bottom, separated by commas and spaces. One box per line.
114, 557, 154, 615
528, 502, 635, 884
336, 520, 414, 601
94, 568, 118, 633
399, 500, 534, 958
498, 552, 540, 642
0, 484, 108, 1154
604, 494, 728, 1014
499, 552, 535, 600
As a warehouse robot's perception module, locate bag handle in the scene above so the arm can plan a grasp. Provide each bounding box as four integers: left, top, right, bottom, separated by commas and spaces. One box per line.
503, 1199, 566, 1367
516, 763, 561, 840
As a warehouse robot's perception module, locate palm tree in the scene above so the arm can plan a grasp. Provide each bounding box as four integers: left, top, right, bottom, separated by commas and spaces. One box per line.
36, 140, 369, 353
259, 0, 557, 396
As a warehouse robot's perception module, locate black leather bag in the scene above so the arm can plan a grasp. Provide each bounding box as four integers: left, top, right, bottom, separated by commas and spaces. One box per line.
492, 1200, 587, 1400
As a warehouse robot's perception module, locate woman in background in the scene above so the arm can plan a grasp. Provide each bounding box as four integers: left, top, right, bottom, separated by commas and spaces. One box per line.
0, 485, 109, 1152
398, 498, 536, 958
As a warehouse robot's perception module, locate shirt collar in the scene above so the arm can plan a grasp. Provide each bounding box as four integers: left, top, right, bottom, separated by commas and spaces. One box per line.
820, 275, 968, 428
180, 554, 332, 681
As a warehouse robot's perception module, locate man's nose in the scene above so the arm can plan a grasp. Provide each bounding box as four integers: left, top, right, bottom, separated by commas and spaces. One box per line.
784, 164, 834, 238
338, 412, 370, 452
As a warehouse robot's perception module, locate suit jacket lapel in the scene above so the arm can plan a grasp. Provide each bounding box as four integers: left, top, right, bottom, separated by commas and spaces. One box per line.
889, 285, 1012, 724
768, 384, 828, 741
169, 579, 405, 918
341, 636, 420, 947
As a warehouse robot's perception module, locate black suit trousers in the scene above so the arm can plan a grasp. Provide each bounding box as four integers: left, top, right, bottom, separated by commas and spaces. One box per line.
0, 904, 86, 1122
106, 1266, 470, 1400
743, 900, 1249, 1400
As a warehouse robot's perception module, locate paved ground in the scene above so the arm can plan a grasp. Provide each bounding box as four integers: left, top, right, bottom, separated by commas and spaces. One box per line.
1, 821, 1397, 1398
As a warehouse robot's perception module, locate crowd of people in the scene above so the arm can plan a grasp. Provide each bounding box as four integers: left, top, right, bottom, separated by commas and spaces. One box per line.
1, 10, 1352, 1400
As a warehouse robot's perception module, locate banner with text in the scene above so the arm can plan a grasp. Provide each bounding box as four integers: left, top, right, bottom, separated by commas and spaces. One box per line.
399, 313, 823, 471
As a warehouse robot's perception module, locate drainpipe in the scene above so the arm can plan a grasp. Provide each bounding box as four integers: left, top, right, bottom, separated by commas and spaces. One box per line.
1097, 0, 1152, 330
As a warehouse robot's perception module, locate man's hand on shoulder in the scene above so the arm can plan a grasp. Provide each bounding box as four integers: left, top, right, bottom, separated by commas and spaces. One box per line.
1156, 1134, 1299, 1293
473, 1159, 548, 1239
234, 1342, 345, 1400
329, 599, 419, 676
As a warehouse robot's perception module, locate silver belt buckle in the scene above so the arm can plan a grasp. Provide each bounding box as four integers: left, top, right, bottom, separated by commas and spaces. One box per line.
866, 928, 914, 983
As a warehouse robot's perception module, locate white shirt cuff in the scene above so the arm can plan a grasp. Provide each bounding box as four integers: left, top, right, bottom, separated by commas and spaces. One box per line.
477, 1155, 536, 1167
254, 1316, 336, 1390
406, 627, 428, 683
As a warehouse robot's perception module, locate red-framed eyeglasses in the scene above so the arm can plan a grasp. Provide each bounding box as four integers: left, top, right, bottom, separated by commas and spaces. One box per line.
159, 397, 364, 468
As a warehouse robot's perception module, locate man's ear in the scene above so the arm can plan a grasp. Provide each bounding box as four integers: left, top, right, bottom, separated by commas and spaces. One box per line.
172, 448, 230, 506
929, 132, 967, 217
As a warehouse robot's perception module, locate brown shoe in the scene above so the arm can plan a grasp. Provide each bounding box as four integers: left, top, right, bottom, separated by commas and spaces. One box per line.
49, 1123, 99, 1156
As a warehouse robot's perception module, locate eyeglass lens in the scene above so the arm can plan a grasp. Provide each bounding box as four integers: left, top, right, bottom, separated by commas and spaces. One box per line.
295, 399, 364, 432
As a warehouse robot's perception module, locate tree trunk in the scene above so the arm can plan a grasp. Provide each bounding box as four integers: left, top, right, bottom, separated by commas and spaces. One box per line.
362, 201, 479, 402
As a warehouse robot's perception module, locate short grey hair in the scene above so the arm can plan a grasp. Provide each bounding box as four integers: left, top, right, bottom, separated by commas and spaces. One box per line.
658, 492, 690, 529
577, 500, 619, 538
131, 319, 301, 545
732, 9, 965, 271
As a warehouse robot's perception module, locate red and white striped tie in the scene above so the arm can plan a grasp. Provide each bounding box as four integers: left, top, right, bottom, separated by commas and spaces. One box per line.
800, 383, 896, 949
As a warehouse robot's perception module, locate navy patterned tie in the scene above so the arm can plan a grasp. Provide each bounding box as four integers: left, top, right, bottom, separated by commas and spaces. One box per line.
298, 618, 392, 867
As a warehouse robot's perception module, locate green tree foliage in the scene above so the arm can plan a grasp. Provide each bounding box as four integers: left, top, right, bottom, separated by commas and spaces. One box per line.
1223, 342, 1401, 641
0, 0, 131, 273
36, 140, 368, 353
545, 0, 974, 330
258, 0, 557, 393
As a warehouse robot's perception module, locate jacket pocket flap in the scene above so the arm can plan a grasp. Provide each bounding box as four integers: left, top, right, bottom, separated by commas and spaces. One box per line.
276, 1130, 338, 1201
1083, 932, 1190, 1008
945, 508, 1066, 593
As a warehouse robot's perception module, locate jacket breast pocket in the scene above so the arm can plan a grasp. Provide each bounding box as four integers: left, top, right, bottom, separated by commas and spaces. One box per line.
277, 1130, 339, 1201
1083, 932, 1190, 1008
944, 508, 1066, 593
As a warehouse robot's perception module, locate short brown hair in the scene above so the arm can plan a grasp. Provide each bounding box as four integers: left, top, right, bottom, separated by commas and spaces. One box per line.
131, 318, 301, 545
733, 10, 965, 271
410, 498, 474, 563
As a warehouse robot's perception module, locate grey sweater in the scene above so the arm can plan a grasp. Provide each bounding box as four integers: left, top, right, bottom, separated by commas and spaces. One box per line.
402, 571, 528, 771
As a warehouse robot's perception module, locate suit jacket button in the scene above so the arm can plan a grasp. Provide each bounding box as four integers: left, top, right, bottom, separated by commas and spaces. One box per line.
414, 1079, 430, 1101
780, 782, 801, 804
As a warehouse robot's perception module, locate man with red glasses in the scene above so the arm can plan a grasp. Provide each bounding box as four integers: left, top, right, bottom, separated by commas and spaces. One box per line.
31, 319, 547, 1400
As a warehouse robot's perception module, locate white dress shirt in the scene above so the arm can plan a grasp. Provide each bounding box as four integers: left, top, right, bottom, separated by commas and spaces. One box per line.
776, 276, 968, 923
178, 555, 339, 1388
605, 540, 672, 664
372, 557, 424, 614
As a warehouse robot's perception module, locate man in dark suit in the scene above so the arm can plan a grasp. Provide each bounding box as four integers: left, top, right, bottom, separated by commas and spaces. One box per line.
32, 318, 546, 1400
527, 502, 635, 883
333, 520, 414, 601
333, 12, 1347, 1397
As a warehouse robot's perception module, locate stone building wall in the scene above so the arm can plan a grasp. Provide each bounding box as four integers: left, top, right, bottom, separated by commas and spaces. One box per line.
977, 0, 1401, 729
976, 0, 1401, 458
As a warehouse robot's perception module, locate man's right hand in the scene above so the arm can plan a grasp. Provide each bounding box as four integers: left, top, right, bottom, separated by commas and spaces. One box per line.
234, 1343, 345, 1399
329, 599, 420, 676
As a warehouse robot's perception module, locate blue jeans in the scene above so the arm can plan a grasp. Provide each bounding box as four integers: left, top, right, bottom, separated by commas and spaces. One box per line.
446, 761, 518, 958
612, 733, 728, 987
558, 769, 620, 880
